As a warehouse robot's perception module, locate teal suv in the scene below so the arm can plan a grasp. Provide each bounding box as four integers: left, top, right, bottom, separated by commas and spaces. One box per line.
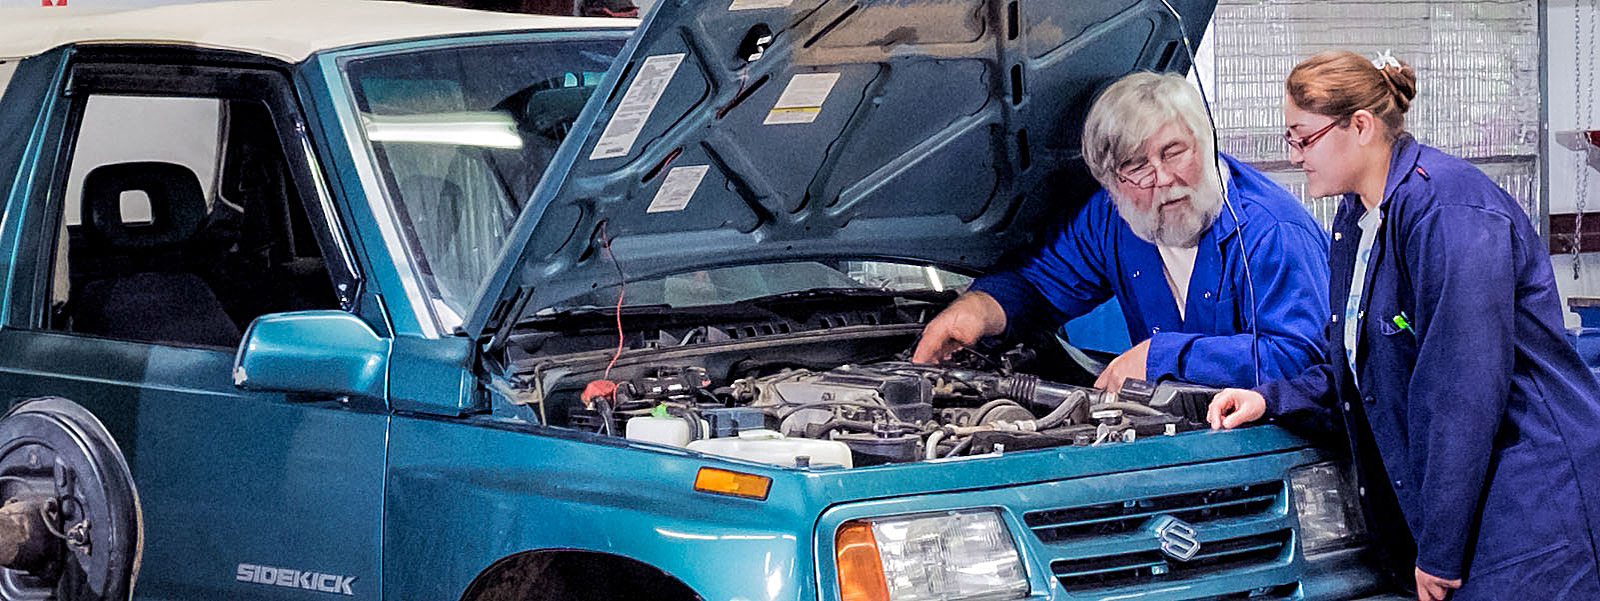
0, 1, 1409, 600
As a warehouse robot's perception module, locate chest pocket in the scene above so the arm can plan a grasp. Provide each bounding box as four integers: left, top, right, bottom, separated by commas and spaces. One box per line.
1358, 246, 1419, 384
1364, 308, 1417, 371
1212, 286, 1240, 332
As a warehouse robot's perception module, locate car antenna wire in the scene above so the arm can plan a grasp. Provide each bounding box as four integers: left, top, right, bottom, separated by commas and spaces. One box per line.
600, 220, 628, 380
1158, 0, 1262, 387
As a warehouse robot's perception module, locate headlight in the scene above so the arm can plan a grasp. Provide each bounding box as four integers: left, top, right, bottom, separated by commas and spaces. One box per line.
835, 509, 1028, 601
1290, 461, 1367, 555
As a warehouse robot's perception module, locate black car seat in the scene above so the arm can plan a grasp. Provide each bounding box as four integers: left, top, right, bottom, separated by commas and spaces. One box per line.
73, 162, 242, 346
211, 101, 338, 323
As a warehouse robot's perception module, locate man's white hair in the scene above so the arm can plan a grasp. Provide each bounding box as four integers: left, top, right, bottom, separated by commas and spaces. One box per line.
1081, 71, 1217, 190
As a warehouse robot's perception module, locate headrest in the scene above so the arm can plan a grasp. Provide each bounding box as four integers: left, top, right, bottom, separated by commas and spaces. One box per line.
81, 162, 206, 250
522, 85, 595, 140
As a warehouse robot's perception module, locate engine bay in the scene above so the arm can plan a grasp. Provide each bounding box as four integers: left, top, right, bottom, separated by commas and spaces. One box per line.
504, 330, 1220, 468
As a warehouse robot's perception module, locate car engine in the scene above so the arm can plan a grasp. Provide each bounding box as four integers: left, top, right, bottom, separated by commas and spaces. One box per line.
558, 354, 1219, 468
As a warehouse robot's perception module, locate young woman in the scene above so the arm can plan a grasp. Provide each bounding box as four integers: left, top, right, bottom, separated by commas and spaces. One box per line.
1206, 50, 1600, 601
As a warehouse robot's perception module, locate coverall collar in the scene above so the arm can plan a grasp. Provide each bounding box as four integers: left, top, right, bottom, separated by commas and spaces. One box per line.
1342, 133, 1422, 216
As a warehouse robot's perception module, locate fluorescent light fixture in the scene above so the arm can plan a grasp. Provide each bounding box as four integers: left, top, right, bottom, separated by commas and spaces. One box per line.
362, 111, 523, 149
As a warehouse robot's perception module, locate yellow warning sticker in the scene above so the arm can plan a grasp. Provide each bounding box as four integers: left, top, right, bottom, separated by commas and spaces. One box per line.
764, 73, 840, 125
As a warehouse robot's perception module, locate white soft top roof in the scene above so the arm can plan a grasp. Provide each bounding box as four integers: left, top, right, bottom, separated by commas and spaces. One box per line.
0, 0, 633, 62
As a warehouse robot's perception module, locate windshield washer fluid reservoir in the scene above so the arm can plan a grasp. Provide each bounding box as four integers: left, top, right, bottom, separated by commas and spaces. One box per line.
688, 429, 853, 468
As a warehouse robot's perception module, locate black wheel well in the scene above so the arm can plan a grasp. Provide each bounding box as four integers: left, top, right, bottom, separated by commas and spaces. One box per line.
460, 549, 701, 601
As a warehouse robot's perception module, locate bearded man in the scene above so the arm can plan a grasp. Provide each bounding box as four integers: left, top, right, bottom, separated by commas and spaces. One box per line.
913, 72, 1330, 393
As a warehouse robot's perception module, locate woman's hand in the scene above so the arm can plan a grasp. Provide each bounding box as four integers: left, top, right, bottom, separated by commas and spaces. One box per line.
1206, 388, 1266, 429
1414, 566, 1461, 601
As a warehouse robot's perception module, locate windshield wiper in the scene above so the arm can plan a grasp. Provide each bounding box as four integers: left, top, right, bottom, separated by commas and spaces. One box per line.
514, 288, 953, 333
529, 303, 675, 320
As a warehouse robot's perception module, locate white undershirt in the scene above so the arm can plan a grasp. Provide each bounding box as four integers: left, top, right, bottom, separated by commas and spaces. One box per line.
1153, 159, 1229, 322
1156, 244, 1199, 320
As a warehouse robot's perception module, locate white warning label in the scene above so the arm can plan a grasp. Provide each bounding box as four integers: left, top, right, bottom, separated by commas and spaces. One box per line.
590, 53, 686, 160
764, 72, 840, 125
729, 0, 794, 10
646, 165, 710, 213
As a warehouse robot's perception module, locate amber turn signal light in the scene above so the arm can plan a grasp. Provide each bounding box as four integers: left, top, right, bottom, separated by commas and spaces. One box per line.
835, 521, 889, 601
693, 467, 771, 500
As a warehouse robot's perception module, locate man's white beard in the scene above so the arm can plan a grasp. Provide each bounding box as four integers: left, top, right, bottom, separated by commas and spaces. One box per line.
1113, 177, 1225, 248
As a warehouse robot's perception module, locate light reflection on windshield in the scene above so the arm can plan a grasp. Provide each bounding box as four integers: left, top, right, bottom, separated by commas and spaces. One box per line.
361, 112, 524, 149
343, 38, 624, 326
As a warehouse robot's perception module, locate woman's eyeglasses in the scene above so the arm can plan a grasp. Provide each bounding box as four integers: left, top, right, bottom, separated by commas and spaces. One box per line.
1284, 116, 1350, 152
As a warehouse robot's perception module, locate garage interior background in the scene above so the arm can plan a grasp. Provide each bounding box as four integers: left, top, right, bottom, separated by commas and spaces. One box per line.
1200, 0, 1600, 328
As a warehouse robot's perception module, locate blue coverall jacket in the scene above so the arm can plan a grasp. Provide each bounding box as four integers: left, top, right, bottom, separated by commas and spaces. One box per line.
1261, 135, 1600, 597
969, 153, 1330, 389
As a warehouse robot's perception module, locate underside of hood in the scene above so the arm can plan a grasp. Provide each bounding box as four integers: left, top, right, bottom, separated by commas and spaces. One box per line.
466, 0, 1218, 339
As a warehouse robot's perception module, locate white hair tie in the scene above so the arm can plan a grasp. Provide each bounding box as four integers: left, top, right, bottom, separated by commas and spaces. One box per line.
1372, 49, 1401, 71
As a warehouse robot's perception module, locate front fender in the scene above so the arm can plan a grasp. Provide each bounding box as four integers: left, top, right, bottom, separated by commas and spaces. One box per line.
383, 415, 816, 601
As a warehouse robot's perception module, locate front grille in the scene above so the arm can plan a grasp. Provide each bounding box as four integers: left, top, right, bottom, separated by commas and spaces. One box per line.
1024, 481, 1283, 543
1193, 583, 1300, 601
1051, 529, 1293, 591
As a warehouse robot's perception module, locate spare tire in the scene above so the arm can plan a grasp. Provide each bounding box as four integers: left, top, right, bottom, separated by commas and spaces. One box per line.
0, 397, 141, 601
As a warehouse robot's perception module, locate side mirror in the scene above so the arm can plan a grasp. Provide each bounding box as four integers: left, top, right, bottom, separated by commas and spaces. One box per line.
233, 311, 388, 400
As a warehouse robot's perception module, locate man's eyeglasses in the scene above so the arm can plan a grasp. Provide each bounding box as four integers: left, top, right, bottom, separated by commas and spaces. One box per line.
1114, 143, 1195, 189
1284, 116, 1349, 152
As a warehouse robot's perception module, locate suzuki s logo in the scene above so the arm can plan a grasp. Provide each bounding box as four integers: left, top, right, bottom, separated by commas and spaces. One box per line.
1152, 516, 1201, 561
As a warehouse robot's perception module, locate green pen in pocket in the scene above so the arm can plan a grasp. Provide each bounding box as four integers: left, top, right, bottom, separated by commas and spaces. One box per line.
1391, 311, 1414, 334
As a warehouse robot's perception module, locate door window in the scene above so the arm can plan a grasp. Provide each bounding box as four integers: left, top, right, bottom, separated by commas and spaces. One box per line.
42, 80, 347, 347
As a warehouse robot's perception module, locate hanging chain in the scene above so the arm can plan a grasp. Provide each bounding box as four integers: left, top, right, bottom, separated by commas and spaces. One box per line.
1577, 0, 1596, 277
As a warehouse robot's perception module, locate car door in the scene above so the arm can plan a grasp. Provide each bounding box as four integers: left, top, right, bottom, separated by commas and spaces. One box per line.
0, 46, 388, 601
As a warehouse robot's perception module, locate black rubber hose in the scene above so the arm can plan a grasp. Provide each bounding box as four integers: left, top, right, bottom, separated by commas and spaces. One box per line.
991, 374, 1102, 409
805, 419, 919, 439
805, 419, 874, 439
595, 399, 617, 436
1038, 424, 1099, 440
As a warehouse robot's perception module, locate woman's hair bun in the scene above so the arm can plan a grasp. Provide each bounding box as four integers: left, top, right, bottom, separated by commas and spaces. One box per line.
1376, 59, 1417, 113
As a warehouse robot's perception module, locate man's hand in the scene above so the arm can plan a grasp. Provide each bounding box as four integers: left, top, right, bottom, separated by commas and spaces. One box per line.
1414, 566, 1461, 601
1206, 388, 1266, 429
912, 292, 1007, 364
1093, 339, 1150, 394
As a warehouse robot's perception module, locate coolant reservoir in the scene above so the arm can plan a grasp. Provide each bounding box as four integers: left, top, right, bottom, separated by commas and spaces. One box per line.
688, 429, 853, 468
626, 415, 694, 447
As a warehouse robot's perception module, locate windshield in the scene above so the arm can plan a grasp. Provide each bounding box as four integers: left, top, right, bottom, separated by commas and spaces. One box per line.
344, 36, 626, 323
548, 260, 973, 311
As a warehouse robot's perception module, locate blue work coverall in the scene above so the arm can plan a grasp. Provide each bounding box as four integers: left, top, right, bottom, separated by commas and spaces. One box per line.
969, 153, 1330, 388
1261, 135, 1600, 598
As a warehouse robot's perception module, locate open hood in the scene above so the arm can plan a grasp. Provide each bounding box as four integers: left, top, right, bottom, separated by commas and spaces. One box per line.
465, 0, 1218, 339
